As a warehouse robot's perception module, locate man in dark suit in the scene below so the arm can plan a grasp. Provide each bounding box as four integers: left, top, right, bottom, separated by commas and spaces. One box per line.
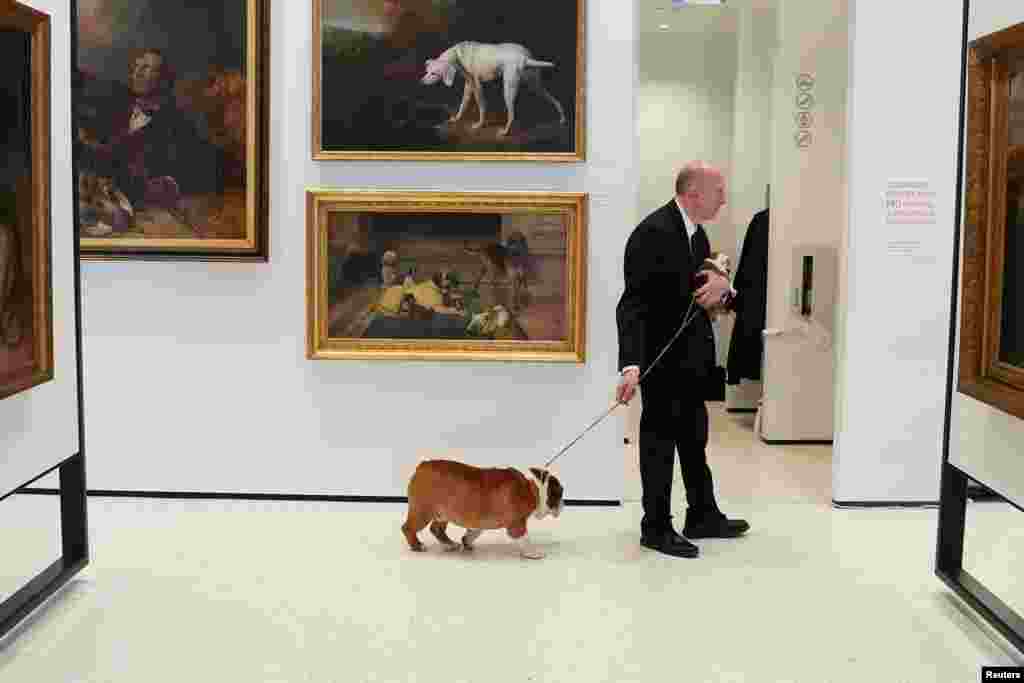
615, 161, 750, 558
77, 48, 221, 217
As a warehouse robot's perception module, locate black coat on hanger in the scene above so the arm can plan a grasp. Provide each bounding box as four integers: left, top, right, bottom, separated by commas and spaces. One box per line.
727, 208, 769, 384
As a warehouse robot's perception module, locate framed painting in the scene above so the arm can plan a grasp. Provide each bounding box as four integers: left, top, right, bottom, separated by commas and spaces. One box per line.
959, 20, 1024, 421
312, 0, 585, 161
74, 0, 269, 261
306, 189, 587, 362
0, 1, 53, 400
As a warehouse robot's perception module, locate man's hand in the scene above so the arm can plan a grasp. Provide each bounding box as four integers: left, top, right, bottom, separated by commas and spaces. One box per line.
616, 368, 640, 405
695, 271, 730, 310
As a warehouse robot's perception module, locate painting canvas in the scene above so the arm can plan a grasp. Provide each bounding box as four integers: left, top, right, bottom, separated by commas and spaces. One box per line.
307, 190, 586, 361
1001, 67, 1023, 370
74, 0, 268, 260
313, 0, 585, 161
0, 3, 53, 400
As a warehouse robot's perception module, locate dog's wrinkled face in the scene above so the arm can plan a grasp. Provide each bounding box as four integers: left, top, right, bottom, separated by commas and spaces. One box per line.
529, 467, 565, 518
422, 59, 455, 86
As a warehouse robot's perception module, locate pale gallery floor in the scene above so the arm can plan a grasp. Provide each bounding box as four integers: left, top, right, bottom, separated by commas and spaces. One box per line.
1, 406, 1022, 682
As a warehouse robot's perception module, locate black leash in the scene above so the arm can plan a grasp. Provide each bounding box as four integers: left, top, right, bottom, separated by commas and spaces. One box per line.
543, 297, 701, 469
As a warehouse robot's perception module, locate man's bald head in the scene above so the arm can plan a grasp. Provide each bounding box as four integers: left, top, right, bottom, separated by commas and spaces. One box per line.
675, 161, 727, 223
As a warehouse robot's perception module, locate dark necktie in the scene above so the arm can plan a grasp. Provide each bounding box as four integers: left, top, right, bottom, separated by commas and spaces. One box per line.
692, 224, 710, 263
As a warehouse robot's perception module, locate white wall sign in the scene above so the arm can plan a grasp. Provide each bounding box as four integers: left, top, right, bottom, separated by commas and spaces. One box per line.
883, 179, 936, 225
881, 179, 938, 263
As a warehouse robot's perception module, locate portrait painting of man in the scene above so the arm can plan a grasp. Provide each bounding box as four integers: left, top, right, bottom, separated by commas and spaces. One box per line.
75, 0, 268, 260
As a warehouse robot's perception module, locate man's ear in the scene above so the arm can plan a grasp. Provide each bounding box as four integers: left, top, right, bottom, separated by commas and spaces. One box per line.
529, 468, 549, 484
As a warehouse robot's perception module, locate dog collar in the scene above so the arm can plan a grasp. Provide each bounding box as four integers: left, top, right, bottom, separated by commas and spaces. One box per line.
520, 468, 549, 519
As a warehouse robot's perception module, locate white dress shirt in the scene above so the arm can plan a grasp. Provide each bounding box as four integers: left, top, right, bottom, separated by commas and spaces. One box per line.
676, 196, 698, 247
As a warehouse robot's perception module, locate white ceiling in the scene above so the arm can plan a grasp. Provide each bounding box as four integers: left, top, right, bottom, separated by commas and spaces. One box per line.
638, 0, 777, 35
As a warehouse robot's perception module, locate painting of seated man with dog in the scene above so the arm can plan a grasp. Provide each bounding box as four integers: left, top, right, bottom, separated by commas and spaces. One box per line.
326, 211, 570, 346
315, 0, 583, 159
75, 0, 267, 259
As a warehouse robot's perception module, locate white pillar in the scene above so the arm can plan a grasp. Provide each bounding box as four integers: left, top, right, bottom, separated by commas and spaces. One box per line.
834, 0, 963, 502
725, 4, 777, 409
757, 0, 849, 441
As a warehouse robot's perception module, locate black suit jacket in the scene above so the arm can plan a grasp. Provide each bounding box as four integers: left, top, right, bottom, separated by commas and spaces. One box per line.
616, 200, 716, 385
77, 80, 221, 206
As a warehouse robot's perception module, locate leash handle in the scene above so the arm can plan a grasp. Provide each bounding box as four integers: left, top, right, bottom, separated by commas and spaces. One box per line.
544, 297, 700, 469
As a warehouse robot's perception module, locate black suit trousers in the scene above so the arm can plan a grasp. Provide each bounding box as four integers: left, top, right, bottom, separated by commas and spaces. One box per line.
638, 379, 719, 533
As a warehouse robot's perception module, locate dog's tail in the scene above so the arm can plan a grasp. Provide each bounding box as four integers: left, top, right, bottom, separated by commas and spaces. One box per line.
526, 59, 556, 68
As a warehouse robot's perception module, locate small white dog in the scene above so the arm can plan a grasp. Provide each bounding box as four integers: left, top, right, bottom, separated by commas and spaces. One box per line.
421, 41, 567, 136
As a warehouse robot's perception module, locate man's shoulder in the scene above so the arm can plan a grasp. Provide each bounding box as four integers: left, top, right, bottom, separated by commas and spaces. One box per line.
629, 201, 675, 237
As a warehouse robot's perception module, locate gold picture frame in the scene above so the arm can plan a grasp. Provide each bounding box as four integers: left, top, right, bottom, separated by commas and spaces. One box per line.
0, 1, 53, 400
959, 21, 1024, 421
311, 0, 586, 162
75, 0, 269, 261
306, 189, 587, 362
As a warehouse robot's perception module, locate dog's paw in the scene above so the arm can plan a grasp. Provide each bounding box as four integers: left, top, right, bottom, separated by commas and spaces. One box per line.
442, 541, 461, 552
519, 546, 545, 560
408, 541, 426, 552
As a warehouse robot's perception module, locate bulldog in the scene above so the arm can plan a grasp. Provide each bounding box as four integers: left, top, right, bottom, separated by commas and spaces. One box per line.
402, 459, 564, 559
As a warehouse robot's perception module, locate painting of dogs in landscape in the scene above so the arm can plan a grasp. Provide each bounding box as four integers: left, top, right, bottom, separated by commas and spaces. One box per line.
306, 190, 587, 362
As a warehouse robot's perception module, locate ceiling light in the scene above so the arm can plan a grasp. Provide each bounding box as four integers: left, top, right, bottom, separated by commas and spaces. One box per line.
659, 24, 670, 30
672, 0, 725, 6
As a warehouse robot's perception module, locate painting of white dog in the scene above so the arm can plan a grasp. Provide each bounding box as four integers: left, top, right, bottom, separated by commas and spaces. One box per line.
316, 0, 582, 158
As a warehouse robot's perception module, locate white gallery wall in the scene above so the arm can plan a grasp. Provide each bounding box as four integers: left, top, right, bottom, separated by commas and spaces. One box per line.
635, 6, 745, 379
949, 0, 1024, 509
729, 4, 776, 261
0, 0, 80, 498
725, 4, 776, 410
75, 1, 636, 500
833, 0, 964, 502
636, 8, 738, 248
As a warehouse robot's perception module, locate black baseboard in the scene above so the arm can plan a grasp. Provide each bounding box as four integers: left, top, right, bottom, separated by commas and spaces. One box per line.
17, 488, 620, 507
967, 482, 1005, 502
832, 499, 939, 508
761, 439, 834, 446
1, 454, 89, 642
726, 408, 758, 414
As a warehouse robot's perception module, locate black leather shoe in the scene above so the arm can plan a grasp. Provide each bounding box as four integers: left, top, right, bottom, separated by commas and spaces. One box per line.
683, 512, 750, 539
640, 528, 699, 558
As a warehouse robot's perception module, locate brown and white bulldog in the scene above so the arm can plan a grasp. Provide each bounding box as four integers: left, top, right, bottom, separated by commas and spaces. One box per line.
402, 459, 564, 559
